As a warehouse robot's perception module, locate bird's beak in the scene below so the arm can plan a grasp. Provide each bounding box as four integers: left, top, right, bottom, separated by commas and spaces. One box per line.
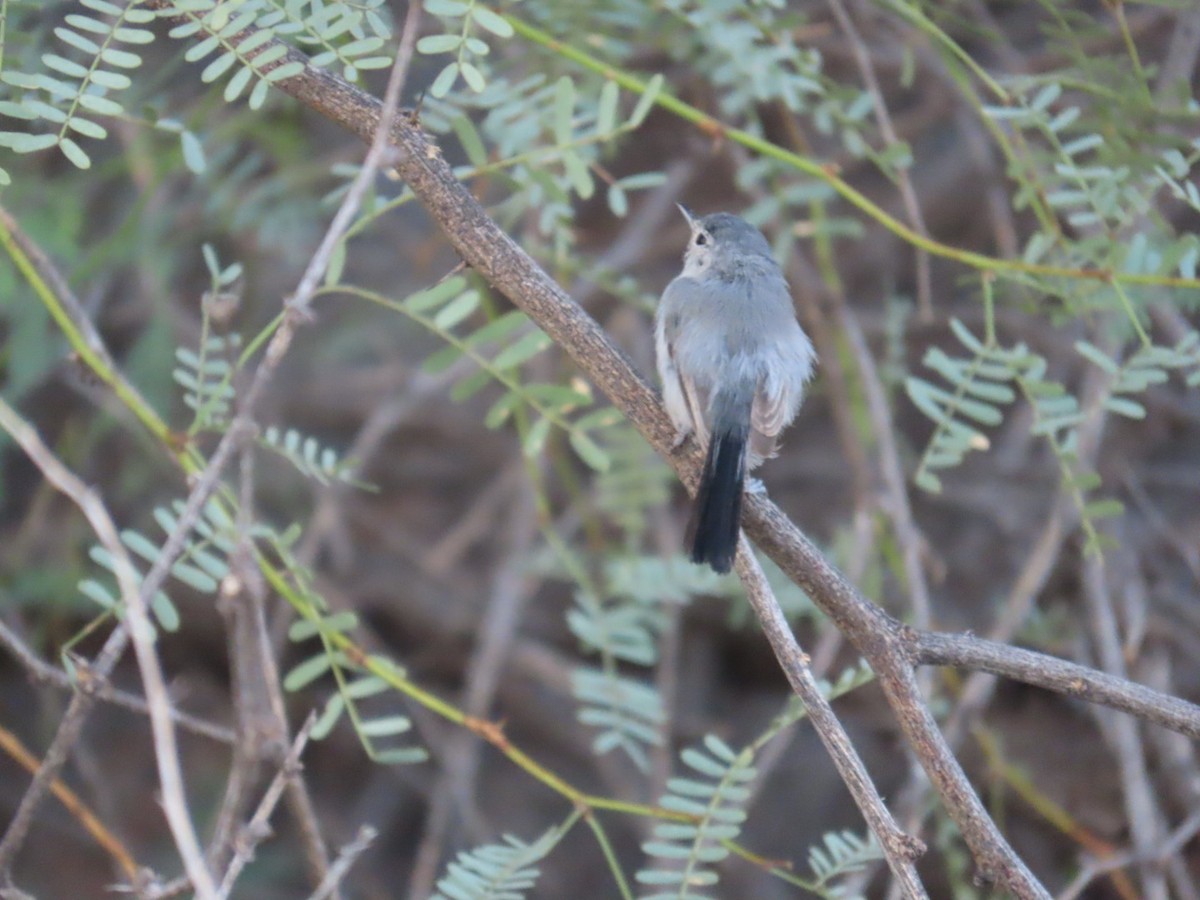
676, 203, 695, 228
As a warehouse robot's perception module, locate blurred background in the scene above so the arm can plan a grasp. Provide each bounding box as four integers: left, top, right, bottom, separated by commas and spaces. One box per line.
1, 0, 1199, 896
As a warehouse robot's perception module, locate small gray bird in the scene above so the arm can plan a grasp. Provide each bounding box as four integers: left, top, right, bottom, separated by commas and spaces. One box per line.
655, 208, 816, 573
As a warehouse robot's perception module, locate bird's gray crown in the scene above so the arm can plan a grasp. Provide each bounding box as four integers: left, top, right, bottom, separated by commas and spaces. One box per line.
697, 213, 773, 258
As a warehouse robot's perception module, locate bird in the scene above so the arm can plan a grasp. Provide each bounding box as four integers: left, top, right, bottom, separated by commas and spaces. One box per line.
655, 208, 816, 573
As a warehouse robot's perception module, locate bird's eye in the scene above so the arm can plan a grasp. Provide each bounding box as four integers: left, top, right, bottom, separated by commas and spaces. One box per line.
694, 233, 708, 246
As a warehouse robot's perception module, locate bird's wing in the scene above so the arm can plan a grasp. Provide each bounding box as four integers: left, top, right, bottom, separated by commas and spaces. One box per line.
657, 279, 711, 445
679, 368, 710, 447
751, 378, 790, 439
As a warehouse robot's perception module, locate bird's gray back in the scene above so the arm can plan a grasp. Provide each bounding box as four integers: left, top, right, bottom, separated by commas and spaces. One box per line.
664, 264, 807, 389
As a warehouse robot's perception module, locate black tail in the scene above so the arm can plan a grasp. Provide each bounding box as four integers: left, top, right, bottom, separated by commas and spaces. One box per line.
686, 421, 749, 574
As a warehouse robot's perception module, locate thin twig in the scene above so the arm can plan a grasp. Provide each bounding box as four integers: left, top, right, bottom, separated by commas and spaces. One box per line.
0, 721, 141, 883
835, 301, 933, 634
828, 0, 934, 320
942, 359, 1111, 745
1082, 552, 1166, 899
913, 630, 1200, 738
1057, 808, 1200, 900
0, 398, 218, 898
285, 0, 421, 320
216, 715, 317, 898
0, 619, 234, 744
733, 536, 928, 894
206, 443, 287, 877
0, 624, 125, 875
307, 825, 378, 900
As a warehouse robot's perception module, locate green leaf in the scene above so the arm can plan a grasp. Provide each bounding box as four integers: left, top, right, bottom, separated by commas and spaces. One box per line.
460, 61, 486, 92
325, 240, 346, 287
248, 78, 270, 110
523, 417, 552, 459
432, 289, 480, 330
0, 102, 35, 120
563, 151, 594, 199
344, 676, 390, 700
608, 184, 628, 217
449, 367, 491, 401
569, 429, 610, 471
629, 74, 663, 127
485, 391, 520, 428
55, 26, 99, 54
77, 93, 122, 116
572, 407, 620, 430
359, 716, 413, 737
422, 343, 465, 375
1030, 82, 1061, 111
121, 529, 159, 565
289, 611, 360, 641
170, 560, 218, 593
554, 76, 574, 146
66, 117, 107, 140
1104, 396, 1145, 419
7, 133, 58, 153
150, 591, 181, 632
42, 53, 87, 78
470, 6, 514, 38
372, 747, 428, 765
416, 34, 462, 54
525, 383, 592, 410
464, 310, 526, 347
266, 61, 305, 83
341, 38, 385, 59
79, 578, 116, 609
180, 130, 206, 172
310, 694, 346, 739
616, 171, 668, 191
1075, 340, 1118, 374
1084, 498, 1125, 520
113, 26, 154, 44
642, 841, 693, 860
703, 733, 738, 763
425, 0, 469, 14
492, 330, 551, 369
597, 80, 619, 135
681, 747, 727, 778
100, 47, 141, 68
430, 62, 459, 98
284, 654, 333, 691
404, 276, 467, 312
636, 868, 687, 884
916, 472, 945, 494
948, 318, 985, 354
64, 14, 108, 34
463, 36, 490, 56
25, 100, 68, 124
451, 114, 488, 166
289, 617, 321, 641
201, 51, 238, 83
